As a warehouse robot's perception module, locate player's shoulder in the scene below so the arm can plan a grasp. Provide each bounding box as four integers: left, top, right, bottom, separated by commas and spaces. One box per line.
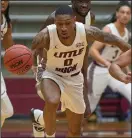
32, 27, 50, 49
36, 27, 50, 42
76, 22, 86, 30
102, 23, 112, 33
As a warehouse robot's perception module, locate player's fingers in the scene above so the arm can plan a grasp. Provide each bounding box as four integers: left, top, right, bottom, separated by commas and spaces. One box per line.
127, 72, 131, 76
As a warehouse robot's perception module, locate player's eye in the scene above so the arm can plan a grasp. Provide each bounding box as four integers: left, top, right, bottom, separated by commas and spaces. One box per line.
58, 23, 63, 26
66, 22, 70, 25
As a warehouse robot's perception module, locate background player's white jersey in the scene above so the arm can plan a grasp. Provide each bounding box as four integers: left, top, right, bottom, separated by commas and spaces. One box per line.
46, 22, 87, 76
1, 14, 8, 40
100, 23, 129, 63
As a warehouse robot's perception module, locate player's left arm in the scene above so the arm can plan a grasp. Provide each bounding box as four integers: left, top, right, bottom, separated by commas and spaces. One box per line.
2, 24, 14, 50
85, 26, 130, 52
82, 11, 95, 79
81, 12, 95, 95
109, 49, 131, 83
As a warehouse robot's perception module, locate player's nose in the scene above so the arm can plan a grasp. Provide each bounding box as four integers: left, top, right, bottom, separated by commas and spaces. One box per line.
81, 3, 88, 8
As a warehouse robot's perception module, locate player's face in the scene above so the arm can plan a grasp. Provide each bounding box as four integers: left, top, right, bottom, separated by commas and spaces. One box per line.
116, 6, 131, 25
55, 15, 76, 39
1, 0, 9, 13
72, 0, 91, 16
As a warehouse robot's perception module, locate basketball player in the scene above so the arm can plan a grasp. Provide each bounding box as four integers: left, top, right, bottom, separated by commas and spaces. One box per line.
31, 6, 130, 137
1, 0, 14, 127
109, 49, 131, 84
31, 0, 95, 137
87, 2, 131, 115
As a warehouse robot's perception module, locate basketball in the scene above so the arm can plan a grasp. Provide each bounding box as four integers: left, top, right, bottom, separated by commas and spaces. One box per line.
4, 44, 33, 75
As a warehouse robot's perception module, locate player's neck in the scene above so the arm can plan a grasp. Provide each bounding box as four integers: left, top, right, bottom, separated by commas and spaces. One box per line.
73, 11, 85, 24
114, 21, 126, 36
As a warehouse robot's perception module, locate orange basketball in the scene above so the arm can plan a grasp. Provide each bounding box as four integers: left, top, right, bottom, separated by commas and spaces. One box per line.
4, 44, 33, 75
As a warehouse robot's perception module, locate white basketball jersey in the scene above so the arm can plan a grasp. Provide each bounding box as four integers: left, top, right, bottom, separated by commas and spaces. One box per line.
1, 14, 8, 40
85, 11, 91, 26
46, 22, 87, 76
101, 23, 129, 62
37, 8, 91, 66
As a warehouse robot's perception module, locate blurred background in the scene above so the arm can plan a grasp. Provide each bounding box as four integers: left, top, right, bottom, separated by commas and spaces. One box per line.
1, 0, 131, 137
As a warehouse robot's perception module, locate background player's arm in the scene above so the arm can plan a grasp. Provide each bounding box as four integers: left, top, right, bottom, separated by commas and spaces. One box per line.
119, 52, 131, 74
109, 49, 131, 83
31, 28, 50, 67
34, 12, 54, 66
89, 26, 111, 67
40, 12, 55, 31
85, 25, 130, 52
2, 24, 14, 50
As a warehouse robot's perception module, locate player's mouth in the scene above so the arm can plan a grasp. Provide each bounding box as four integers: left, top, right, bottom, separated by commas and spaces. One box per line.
80, 7, 88, 13
61, 33, 69, 39
61, 32, 68, 36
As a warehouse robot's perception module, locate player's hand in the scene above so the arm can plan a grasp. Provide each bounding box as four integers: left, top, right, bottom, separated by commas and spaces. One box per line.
31, 66, 37, 75
37, 65, 44, 82
121, 72, 131, 84
105, 61, 111, 68
40, 58, 46, 70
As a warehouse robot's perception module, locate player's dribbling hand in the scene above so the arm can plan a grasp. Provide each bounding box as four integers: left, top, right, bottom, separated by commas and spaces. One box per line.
31, 66, 37, 76
121, 72, 131, 84
105, 61, 111, 68
37, 65, 44, 82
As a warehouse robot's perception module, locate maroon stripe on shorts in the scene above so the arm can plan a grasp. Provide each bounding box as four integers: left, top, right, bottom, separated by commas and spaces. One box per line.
83, 62, 96, 117
88, 62, 96, 94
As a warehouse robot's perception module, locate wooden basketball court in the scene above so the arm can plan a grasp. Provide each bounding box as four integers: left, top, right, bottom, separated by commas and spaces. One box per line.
2, 119, 131, 137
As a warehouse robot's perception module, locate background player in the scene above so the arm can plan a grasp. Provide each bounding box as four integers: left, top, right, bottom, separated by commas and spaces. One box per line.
109, 49, 131, 84
32, 5, 130, 138
31, 0, 95, 137
87, 1, 131, 115
1, 0, 14, 127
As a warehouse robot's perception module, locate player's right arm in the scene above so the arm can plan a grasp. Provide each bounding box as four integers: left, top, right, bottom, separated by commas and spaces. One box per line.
109, 49, 131, 84
31, 28, 50, 68
89, 26, 112, 68
33, 12, 54, 68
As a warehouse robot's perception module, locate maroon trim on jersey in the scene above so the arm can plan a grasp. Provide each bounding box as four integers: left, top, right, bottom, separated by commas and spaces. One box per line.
88, 62, 96, 95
